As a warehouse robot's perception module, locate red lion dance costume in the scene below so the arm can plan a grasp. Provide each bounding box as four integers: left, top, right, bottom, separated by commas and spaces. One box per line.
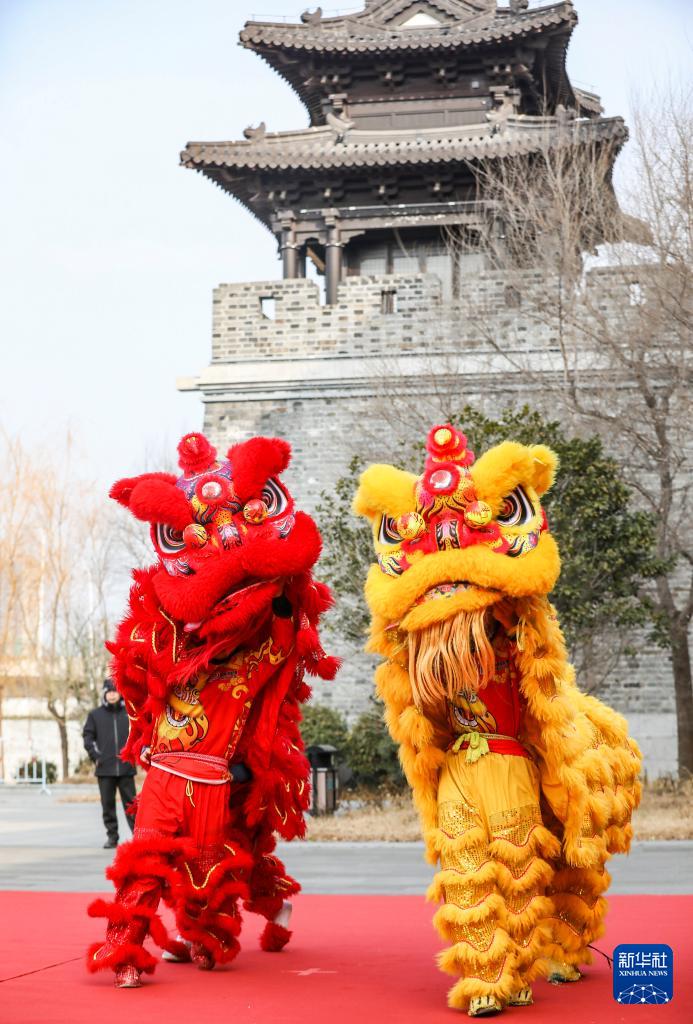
87, 432, 337, 988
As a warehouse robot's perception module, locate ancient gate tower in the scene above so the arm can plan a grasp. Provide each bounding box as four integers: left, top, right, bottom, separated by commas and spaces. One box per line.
179, 0, 625, 492
178, 2, 673, 774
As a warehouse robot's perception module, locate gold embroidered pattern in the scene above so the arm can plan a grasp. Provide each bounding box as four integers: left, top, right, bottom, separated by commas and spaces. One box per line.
505, 891, 539, 915
183, 859, 222, 891
489, 803, 542, 846
444, 881, 494, 909
224, 699, 253, 760
159, 608, 181, 663
463, 956, 508, 984
438, 800, 479, 837
449, 918, 497, 950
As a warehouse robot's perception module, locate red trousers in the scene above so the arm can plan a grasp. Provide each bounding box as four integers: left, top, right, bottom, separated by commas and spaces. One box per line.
87, 768, 298, 975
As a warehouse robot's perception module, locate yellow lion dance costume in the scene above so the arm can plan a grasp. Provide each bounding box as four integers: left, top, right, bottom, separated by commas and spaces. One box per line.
354, 424, 641, 1017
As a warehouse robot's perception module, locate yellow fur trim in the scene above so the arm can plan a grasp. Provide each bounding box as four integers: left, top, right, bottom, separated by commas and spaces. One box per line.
363, 537, 561, 626
488, 825, 561, 865
374, 660, 411, 708
433, 893, 506, 935
427, 860, 498, 903
397, 705, 435, 749
550, 866, 611, 897
544, 942, 593, 967
471, 441, 557, 509
353, 464, 417, 519
550, 892, 608, 933
513, 922, 554, 978
446, 970, 518, 1011
504, 894, 555, 940
430, 825, 487, 862
438, 929, 514, 973
495, 858, 554, 897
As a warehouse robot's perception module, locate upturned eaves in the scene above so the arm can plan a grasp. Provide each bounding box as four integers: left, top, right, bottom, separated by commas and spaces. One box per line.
181, 115, 626, 176
239, 2, 577, 56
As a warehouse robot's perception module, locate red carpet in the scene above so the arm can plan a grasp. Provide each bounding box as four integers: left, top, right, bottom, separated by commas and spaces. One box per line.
0, 894, 689, 1024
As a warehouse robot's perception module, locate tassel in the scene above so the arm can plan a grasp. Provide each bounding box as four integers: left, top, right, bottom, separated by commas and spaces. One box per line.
465, 732, 490, 763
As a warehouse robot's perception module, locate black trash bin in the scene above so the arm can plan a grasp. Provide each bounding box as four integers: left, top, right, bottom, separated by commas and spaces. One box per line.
306, 744, 339, 815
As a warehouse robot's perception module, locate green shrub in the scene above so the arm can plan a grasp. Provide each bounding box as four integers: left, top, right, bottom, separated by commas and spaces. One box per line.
73, 755, 94, 777
346, 708, 404, 790
300, 703, 349, 754
17, 756, 57, 784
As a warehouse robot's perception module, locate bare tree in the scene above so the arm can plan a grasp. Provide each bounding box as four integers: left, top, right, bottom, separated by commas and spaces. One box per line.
0, 430, 120, 778
456, 87, 693, 774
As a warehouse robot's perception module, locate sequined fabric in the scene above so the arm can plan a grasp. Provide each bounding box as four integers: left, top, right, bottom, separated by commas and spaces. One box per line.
433, 750, 556, 1005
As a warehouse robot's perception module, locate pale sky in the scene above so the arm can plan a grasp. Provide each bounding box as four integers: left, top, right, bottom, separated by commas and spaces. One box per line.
1, 0, 691, 489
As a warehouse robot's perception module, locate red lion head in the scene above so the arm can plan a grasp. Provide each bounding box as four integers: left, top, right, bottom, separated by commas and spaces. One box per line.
110, 432, 323, 646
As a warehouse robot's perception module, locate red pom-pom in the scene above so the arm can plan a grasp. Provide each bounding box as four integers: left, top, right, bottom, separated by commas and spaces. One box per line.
177, 433, 217, 475
313, 655, 341, 680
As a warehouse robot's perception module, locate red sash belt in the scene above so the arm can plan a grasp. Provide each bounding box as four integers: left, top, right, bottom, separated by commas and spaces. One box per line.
150, 751, 231, 785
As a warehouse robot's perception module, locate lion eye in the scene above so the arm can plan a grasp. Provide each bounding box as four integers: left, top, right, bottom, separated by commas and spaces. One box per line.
260, 478, 289, 517
378, 515, 402, 546
497, 486, 535, 527
155, 522, 186, 554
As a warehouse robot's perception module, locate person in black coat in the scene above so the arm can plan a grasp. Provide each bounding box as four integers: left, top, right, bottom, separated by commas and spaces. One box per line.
83, 679, 137, 848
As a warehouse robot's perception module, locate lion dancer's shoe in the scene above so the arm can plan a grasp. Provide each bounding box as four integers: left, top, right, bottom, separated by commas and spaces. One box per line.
547, 960, 583, 984
114, 965, 142, 989
508, 987, 533, 1006
467, 995, 503, 1018
161, 935, 192, 963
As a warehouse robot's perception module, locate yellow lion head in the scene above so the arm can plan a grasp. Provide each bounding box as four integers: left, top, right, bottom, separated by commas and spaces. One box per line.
353, 424, 560, 634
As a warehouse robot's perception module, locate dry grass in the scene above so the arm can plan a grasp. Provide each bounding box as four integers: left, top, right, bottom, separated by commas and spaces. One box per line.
55, 779, 693, 840
307, 780, 693, 842
632, 777, 693, 841
307, 792, 420, 842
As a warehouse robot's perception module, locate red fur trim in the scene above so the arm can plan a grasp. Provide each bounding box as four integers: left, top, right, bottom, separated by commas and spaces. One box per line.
175, 913, 242, 965
227, 437, 291, 502
127, 477, 192, 530
295, 679, 312, 702
86, 940, 158, 974
260, 923, 292, 952
87, 898, 158, 924
295, 577, 334, 620
125, 794, 139, 818
296, 625, 341, 680
106, 836, 197, 890
109, 473, 177, 509
87, 898, 180, 962
148, 917, 189, 959
110, 474, 191, 530
312, 655, 341, 680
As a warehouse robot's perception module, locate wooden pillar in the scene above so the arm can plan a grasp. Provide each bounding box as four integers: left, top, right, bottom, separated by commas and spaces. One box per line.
281, 228, 300, 279
325, 219, 343, 305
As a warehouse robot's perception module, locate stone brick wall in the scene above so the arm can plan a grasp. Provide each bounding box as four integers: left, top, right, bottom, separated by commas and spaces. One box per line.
183, 268, 682, 777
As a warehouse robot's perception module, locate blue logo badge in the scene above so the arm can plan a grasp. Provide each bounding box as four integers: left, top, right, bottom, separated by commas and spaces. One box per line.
613, 944, 673, 1005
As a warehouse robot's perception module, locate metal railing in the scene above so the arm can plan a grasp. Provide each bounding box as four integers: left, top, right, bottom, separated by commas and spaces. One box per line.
14, 757, 52, 795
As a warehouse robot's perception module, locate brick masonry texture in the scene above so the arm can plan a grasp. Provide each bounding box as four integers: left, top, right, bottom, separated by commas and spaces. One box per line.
189, 269, 681, 777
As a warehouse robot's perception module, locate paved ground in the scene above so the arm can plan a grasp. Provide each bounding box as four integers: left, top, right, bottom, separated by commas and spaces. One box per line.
1, 784, 692, 894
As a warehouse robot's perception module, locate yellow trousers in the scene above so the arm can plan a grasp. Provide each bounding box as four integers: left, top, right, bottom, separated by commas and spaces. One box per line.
429, 750, 607, 1010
